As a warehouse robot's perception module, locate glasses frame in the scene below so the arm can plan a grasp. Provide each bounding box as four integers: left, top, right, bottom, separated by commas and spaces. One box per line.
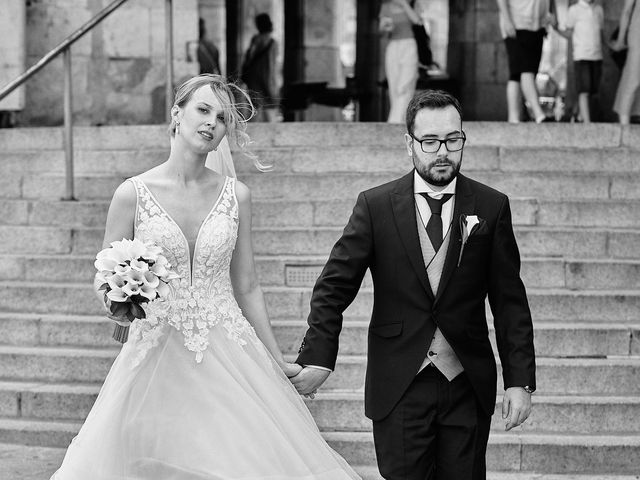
410, 132, 467, 154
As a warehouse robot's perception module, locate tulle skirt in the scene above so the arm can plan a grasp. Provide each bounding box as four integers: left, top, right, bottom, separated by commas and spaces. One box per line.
51, 322, 360, 479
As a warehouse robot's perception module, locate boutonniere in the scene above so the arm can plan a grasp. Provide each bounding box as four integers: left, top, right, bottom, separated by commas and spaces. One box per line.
458, 214, 482, 266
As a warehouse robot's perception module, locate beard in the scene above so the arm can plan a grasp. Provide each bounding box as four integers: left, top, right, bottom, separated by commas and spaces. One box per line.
413, 147, 462, 187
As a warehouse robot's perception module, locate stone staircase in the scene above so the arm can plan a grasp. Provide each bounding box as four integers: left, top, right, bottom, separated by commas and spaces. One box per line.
0, 123, 639, 479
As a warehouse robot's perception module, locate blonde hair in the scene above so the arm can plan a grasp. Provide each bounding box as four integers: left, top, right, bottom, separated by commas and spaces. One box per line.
169, 74, 269, 171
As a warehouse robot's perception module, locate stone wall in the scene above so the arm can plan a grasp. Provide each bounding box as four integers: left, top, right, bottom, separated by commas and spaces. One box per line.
18, 0, 198, 126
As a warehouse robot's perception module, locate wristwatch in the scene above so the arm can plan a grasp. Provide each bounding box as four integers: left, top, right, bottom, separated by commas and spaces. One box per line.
523, 385, 535, 394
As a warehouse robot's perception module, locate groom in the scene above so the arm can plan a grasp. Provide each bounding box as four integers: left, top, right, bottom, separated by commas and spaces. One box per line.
292, 90, 536, 479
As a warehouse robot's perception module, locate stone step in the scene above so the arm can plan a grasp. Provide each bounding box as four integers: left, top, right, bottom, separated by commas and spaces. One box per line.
3, 224, 640, 259
487, 475, 640, 480
0, 123, 635, 152
12, 170, 640, 202
1, 444, 639, 480
322, 431, 640, 475
5, 198, 640, 231
3, 141, 640, 178
1, 380, 639, 435
311, 394, 640, 436
260, 256, 640, 291
0, 313, 636, 357
247, 226, 640, 260
0, 146, 493, 177
2, 281, 640, 322
0, 417, 637, 474
3, 132, 640, 176
6, 253, 640, 291
238, 172, 638, 202
0, 347, 638, 395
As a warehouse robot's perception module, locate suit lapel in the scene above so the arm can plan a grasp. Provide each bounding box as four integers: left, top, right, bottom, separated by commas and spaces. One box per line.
434, 174, 475, 305
391, 171, 434, 300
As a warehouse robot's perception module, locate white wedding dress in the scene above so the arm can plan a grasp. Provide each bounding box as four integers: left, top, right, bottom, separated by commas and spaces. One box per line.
51, 175, 360, 480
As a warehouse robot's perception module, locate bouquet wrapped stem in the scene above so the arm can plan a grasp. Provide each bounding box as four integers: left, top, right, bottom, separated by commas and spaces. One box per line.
94, 238, 179, 344
113, 323, 130, 343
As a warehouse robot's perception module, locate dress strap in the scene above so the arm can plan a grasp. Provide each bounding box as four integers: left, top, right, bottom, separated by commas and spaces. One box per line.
126, 176, 144, 231
227, 177, 239, 220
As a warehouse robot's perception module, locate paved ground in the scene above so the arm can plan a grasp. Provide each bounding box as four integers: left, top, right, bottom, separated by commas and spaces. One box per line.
2, 442, 639, 480
0, 443, 64, 480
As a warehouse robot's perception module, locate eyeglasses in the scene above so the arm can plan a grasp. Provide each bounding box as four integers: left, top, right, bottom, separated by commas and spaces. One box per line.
410, 132, 466, 153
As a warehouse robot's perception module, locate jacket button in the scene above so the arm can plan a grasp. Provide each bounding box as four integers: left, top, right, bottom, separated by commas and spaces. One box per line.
428, 351, 436, 356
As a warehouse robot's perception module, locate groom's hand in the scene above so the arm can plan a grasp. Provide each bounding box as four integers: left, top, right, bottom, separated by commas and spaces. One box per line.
502, 387, 532, 431
290, 367, 331, 399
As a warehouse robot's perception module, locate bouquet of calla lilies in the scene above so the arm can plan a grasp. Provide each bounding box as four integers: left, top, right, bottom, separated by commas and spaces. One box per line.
94, 238, 180, 343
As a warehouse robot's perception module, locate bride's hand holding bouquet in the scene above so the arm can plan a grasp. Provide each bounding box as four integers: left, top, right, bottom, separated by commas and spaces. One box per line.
94, 238, 179, 343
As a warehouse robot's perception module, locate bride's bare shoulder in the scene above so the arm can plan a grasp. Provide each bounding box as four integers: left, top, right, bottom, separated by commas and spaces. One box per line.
110, 179, 137, 208
233, 179, 251, 204
135, 165, 166, 186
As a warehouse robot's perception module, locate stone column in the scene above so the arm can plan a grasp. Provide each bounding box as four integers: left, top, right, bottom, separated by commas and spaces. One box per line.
304, 0, 342, 121
0, 0, 26, 112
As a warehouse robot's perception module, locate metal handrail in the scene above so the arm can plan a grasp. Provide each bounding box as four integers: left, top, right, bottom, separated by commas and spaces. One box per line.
0, 0, 175, 200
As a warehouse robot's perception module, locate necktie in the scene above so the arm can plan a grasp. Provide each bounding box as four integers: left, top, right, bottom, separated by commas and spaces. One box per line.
421, 193, 453, 251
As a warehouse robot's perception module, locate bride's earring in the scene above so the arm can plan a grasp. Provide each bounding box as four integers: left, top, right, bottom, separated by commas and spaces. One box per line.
175, 121, 180, 135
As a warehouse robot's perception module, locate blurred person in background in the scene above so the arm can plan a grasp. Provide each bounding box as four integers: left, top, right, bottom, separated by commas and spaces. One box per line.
379, 0, 423, 123
497, 0, 558, 123
611, 0, 639, 125
554, 0, 604, 123
197, 18, 221, 75
241, 13, 279, 122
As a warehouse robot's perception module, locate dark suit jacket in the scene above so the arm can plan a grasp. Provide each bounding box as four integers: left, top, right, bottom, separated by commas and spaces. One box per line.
296, 171, 536, 421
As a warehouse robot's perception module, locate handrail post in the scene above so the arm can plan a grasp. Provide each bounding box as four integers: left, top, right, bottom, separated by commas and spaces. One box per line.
63, 48, 75, 201
165, 0, 174, 121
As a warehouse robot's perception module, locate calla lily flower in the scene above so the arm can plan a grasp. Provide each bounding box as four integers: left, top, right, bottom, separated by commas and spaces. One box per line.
107, 274, 126, 290
129, 259, 149, 272
114, 264, 132, 276
107, 286, 128, 302
156, 281, 171, 298
142, 271, 160, 289
139, 282, 158, 300
126, 270, 145, 285
150, 262, 168, 277
122, 282, 141, 297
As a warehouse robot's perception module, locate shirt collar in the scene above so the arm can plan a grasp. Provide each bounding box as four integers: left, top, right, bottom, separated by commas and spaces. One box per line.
413, 169, 457, 197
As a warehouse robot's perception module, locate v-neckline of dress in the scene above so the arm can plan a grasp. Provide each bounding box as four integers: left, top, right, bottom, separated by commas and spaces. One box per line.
136, 176, 228, 285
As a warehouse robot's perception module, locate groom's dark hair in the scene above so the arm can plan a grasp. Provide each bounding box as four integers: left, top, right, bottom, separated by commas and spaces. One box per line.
405, 90, 463, 135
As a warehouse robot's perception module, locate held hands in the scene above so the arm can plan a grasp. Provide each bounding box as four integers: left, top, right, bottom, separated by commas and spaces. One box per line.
280, 362, 303, 379
502, 387, 532, 431
289, 367, 331, 399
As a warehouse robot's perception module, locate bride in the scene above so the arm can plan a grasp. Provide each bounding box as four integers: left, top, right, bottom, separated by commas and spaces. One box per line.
51, 74, 361, 480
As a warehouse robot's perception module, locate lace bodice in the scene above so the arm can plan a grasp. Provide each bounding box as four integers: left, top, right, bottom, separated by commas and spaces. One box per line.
127, 176, 258, 364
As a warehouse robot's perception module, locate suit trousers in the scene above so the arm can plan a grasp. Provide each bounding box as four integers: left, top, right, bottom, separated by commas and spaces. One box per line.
372, 366, 491, 480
